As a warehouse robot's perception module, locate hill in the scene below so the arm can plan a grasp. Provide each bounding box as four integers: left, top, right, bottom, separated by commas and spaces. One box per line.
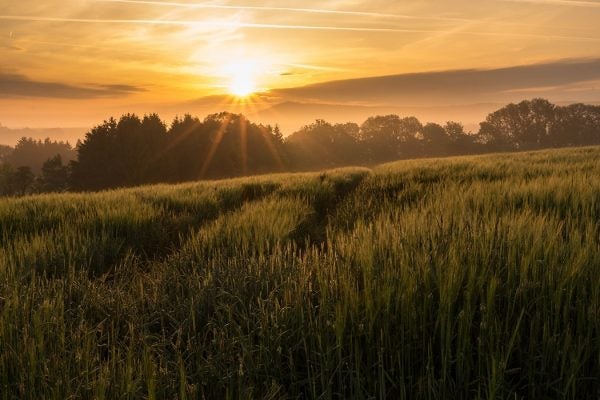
0, 147, 598, 398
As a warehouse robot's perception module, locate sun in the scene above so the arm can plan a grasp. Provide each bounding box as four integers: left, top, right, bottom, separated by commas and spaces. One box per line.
229, 73, 255, 97
226, 61, 258, 97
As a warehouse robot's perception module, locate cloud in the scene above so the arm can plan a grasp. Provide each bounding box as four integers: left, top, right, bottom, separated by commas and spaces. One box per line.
272, 58, 600, 106
1, 14, 598, 42
98, 84, 145, 93
1, 44, 25, 51
0, 15, 440, 33
0, 72, 145, 98
96, 0, 470, 22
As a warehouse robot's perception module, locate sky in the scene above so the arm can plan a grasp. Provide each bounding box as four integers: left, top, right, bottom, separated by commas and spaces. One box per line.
1, 0, 599, 136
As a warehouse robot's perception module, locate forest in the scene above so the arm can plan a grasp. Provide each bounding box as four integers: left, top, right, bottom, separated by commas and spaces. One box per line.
1, 98, 599, 195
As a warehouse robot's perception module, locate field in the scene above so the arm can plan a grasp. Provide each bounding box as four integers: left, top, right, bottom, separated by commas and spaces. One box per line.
0, 146, 599, 399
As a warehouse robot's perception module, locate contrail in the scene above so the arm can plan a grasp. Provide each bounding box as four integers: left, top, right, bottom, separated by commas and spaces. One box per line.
91, 0, 586, 29
96, 0, 470, 22
0, 15, 442, 33
500, 0, 600, 7
1, 15, 599, 41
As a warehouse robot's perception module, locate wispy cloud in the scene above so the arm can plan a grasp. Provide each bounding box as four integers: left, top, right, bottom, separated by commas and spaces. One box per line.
96, 0, 557, 31
1, 44, 25, 51
0, 72, 144, 98
96, 0, 470, 22
2, 14, 599, 42
273, 58, 600, 105
0, 15, 448, 33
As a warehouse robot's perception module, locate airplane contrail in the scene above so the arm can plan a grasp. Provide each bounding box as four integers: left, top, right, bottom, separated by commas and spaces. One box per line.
96, 0, 585, 29
0, 15, 444, 33
96, 0, 470, 22
1, 15, 599, 41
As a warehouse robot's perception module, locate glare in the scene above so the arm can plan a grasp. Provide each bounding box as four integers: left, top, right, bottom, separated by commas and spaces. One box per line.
226, 61, 258, 97
229, 74, 255, 97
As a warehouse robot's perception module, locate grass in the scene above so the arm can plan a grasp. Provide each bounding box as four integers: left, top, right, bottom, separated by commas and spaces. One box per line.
0, 147, 599, 399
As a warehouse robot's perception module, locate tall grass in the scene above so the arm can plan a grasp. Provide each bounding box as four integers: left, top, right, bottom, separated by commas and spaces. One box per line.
0, 148, 598, 398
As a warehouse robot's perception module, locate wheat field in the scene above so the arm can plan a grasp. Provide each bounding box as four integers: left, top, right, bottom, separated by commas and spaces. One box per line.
0, 147, 599, 399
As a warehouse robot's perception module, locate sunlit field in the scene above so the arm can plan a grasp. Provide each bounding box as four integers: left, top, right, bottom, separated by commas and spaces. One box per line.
1, 146, 599, 399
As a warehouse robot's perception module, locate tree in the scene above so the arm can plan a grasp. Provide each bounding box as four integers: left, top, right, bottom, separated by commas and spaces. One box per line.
336, 122, 360, 141
285, 119, 362, 169
360, 115, 423, 161
40, 155, 69, 192
70, 118, 119, 190
422, 123, 449, 155
478, 99, 555, 151
272, 125, 284, 142
0, 145, 12, 163
122, 113, 168, 184
444, 121, 479, 154
185, 112, 286, 179
10, 166, 34, 196
550, 103, 600, 147
164, 114, 204, 182
71, 114, 169, 190
0, 163, 14, 196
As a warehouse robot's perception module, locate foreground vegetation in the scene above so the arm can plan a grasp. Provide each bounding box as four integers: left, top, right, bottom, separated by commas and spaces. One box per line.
1, 146, 599, 398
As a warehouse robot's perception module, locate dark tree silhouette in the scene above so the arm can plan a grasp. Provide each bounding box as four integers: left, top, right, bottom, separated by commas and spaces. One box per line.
444, 121, 479, 154
0, 145, 12, 163
360, 115, 423, 161
285, 120, 362, 169
360, 115, 401, 161
164, 114, 204, 182
70, 117, 119, 190
40, 155, 69, 192
0, 163, 14, 196
70, 114, 169, 190
196, 112, 285, 178
10, 166, 35, 196
478, 99, 556, 151
70, 112, 285, 190
422, 122, 449, 155
551, 103, 600, 147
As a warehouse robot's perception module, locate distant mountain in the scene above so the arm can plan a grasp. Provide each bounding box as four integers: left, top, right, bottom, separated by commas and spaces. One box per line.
0, 125, 86, 146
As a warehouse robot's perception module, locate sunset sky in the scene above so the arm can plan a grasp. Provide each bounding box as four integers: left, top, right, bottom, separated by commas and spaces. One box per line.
1, 0, 600, 133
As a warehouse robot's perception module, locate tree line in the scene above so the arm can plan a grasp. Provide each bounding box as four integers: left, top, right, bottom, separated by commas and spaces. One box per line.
1, 98, 599, 195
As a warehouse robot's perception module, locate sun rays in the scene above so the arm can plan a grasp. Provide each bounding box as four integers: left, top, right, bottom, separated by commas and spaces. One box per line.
195, 112, 282, 179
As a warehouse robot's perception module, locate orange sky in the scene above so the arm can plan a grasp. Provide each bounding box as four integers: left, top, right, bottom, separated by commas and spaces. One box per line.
1, 0, 599, 130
